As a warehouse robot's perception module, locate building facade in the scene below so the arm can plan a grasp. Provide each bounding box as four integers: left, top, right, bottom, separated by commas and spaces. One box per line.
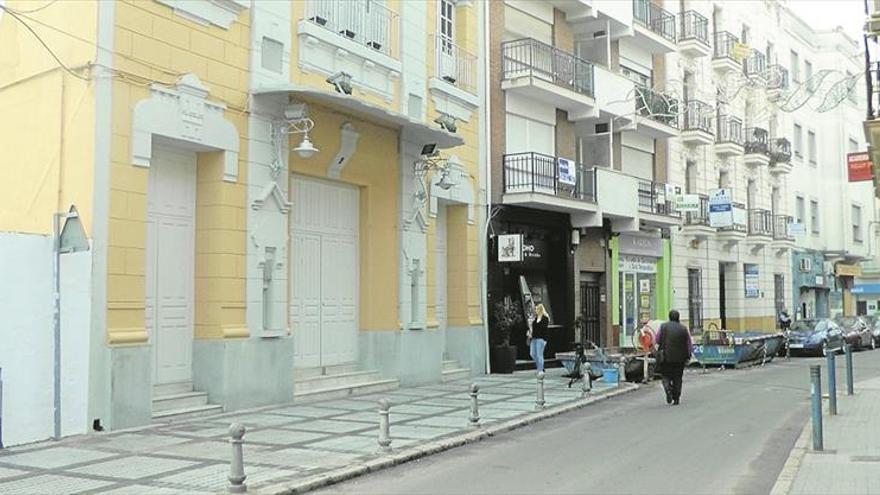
0, 0, 485, 446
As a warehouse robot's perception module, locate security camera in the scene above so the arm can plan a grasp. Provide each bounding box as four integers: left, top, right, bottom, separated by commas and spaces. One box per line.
434, 114, 457, 133
326, 71, 353, 95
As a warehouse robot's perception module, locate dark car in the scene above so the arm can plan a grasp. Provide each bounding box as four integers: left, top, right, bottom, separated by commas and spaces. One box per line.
787, 319, 845, 356
865, 315, 880, 349
835, 316, 873, 351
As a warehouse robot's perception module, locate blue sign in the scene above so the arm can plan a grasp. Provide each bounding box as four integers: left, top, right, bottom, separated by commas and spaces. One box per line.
853, 284, 880, 294
708, 188, 733, 228
744, 264, 759, 298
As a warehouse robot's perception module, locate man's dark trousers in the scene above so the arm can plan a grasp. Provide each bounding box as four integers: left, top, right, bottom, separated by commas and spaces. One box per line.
661, 363, 685, 402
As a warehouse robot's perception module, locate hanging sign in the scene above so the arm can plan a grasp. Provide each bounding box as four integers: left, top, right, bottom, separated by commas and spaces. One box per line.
557, 157, 577, 186
497, 234, 522, 262
787, 222, 806, 236
708, 188, 733, 228
675, 194, 701, 212
847, 152, 872, 182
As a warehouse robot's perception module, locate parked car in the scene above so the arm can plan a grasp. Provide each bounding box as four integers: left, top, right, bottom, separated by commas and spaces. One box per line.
787, 319, 845, 356
834, 316, 873, 351
864, 315, 880, 349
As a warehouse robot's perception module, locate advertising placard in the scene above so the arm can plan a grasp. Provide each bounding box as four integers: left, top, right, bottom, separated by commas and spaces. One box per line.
787, 222, 806, 236
557, 157, 577, 186
847, 152, 872, 182
675, 194, 701, 212
708, 188, 733, 228
497, 234, 522, 262
744, 264, 759, 298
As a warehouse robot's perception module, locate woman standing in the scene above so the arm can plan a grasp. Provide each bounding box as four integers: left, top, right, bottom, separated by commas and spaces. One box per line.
529, 304, 550, 372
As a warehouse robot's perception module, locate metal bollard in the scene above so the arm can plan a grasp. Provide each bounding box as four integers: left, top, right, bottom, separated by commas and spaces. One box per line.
827, 351, 837, 415
810, 365, 823, 452
468, 384, 480, 428
377, 398, 392, 453
227, 423, 247, 493
581, 363, 592, 398
845, 344, 854, 396
642, 355, 649, 384
535, 371, 546, 410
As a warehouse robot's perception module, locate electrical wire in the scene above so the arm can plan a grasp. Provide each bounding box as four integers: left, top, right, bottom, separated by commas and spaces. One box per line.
2, 0, 58, 14
0, 5, 90, 81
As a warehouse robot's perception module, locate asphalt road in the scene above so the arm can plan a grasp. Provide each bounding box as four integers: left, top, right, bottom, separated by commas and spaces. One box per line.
315, 350, 880, 495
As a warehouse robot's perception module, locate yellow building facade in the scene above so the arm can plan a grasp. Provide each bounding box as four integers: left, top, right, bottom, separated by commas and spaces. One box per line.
0, 0, 485, 437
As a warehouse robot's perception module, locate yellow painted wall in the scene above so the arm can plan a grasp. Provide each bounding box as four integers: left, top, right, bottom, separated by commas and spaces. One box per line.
289, 102, 400, 331
289, 0, 401, 109
106, 0, 250, 345
0, 1, 97, 235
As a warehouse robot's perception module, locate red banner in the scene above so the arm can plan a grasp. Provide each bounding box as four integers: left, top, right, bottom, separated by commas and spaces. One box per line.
847, 152, 873, 182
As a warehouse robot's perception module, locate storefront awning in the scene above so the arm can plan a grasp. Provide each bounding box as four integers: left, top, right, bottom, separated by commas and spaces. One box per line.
252, 84, 464, 149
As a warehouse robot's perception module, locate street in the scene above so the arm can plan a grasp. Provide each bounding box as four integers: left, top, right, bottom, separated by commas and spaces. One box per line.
317, 351, 880, 495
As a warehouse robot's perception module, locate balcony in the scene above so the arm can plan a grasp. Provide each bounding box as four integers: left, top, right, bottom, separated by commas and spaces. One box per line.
502, 152, 598, 219
747, 208, 773, 252
638, 180, 681, 228
715, 114, 744, 157
683, 193, 713, 240
632, 0, 677, 53
766, 65, 789, 101
769, 138, 793, 175
717, 202, 747, 248
430, 34, 477, 94
743, 49, 767, 79
678, 10, 710, 58
634, 86, 679, 137
501, 38, 597, 121
744, 127, 771, 167
772, 214, 796, 255
681, 100, 714, 146
712, 31, 741, 74
593, 168, 641, 232
299, 0, 401, 100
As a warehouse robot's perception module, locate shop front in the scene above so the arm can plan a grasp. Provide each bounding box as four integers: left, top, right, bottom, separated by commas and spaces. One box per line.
487, 206, 574, 365
612, 232, 672, 348
792, 251, 830, 319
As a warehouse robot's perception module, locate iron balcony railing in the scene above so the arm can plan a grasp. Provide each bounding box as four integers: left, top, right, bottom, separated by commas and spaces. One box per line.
633, 0, 676, 42
501, 38, 595, 98
431, 34, 477, 94
502, 152, 596, 202
638, 180, 680, 217
766, 65, 790, 90
713, 31, 739, 61
749, 208, 774, 236
744, 127, 770, 155
683, 100, 714, 134
773, 215, 794, 241
770, 138, 792, 163
679, 10, 709, 45
635, 86, 680, 128
305, 0, 399, 58
716, 114, 744, 145
685, 194, 710, 226
720, 202, 747, 233
743, 49, 767, 77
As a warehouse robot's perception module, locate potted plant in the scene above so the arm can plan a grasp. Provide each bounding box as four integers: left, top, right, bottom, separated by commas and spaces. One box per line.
490, 299, 523, 374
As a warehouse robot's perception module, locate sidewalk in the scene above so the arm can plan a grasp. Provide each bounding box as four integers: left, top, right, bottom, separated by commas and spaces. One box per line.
0, 369, 635, 494
772, 375, 880, 495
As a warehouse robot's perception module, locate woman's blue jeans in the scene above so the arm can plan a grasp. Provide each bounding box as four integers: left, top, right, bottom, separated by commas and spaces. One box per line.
530, 338, 547, 372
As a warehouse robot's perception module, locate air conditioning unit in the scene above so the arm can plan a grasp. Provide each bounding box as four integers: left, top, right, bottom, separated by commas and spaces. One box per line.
799, 258, 812, 272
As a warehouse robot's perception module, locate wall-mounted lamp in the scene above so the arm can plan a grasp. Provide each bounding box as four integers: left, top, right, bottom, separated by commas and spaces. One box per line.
280, 104, 319, 160
571, 229, 581, 246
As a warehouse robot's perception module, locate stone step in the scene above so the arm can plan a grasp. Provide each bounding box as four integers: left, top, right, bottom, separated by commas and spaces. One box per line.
152, 381, 193, 397
295, 363, 361, 380
294, 370, 383, 395
294, 378, 399, 404
441, 368, 471, 383
152, 391, 209, 413
442, 360, 461, 371
152, 404, 223, 423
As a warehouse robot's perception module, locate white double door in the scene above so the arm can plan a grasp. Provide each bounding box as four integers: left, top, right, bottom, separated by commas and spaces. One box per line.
290, 176, 359, 368
146, 145, 196, 385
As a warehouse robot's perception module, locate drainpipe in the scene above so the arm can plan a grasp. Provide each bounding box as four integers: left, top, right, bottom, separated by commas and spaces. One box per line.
480, 0, 491, 374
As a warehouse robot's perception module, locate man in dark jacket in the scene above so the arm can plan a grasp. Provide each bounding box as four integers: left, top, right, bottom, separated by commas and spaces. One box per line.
656, 310, 693, 405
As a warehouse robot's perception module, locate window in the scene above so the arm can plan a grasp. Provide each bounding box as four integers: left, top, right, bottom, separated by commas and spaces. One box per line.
439, 0, 454, 41
853, 204, 863, 242
687, 268, 703, 331
849, 138, 860, 153
810, 200, 819, 234
621, 64, 652, 89
685, 160, 696, 193
808, 130, 816, 164
804, 60, 813, 88
790, 50, 800, 82
766, 42, 775, 65
741, 25, 750, 45
793, 123, 803, 158
796, 196, 805, 224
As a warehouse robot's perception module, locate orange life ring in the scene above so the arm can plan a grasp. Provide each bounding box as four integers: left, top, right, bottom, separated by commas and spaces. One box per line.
638, 326, 655, 351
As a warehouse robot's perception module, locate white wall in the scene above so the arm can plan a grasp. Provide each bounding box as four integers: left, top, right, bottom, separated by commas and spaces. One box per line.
0, 233, 91, 446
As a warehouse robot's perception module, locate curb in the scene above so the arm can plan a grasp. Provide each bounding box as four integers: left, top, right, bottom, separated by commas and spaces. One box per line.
256, 383, 640, 494
769, 421, 811, 495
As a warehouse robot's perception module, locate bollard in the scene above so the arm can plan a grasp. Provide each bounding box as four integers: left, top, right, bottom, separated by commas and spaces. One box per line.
535, 371, 546, 410
468, 384, 480, 428
581, 363, 592, 398
845, 344, 854, 396
826, 351, 837, 415
377, 398, 392, 453
810, 365, 823, 452
227, 423, 247, 493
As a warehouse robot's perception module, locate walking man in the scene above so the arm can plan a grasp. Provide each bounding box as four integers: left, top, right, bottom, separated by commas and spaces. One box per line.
656, 310, 693, 406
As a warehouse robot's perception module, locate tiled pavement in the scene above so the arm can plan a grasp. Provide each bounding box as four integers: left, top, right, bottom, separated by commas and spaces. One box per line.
0, 369, 624, 494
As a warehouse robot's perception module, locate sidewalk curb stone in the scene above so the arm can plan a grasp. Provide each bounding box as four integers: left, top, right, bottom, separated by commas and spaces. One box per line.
257, 383, 639, 494
769, 422, 810, 495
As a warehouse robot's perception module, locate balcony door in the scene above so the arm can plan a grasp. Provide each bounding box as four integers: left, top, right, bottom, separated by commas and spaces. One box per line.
505, 112, 555, 195
437, 0, 457, 83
